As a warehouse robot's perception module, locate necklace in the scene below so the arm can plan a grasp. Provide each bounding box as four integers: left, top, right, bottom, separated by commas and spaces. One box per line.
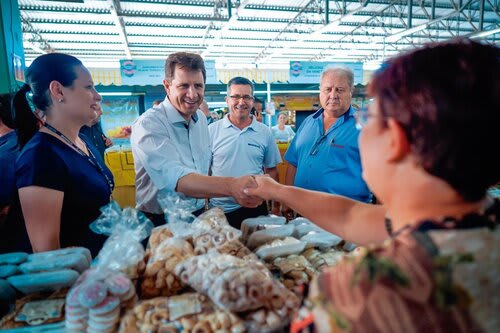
385, 198, 499, 238
44, 123, 114, 193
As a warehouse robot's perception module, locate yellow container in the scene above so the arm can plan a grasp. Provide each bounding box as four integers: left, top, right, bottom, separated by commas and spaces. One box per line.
105, 149, 136, 208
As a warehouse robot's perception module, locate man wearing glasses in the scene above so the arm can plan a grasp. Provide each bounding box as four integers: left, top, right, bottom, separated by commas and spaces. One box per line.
131, 55, 262, 226
282, 67, 371, 217
208, 77, 281, 228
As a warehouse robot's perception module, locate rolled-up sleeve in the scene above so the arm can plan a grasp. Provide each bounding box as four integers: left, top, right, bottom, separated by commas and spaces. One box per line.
131, 116, 196, 192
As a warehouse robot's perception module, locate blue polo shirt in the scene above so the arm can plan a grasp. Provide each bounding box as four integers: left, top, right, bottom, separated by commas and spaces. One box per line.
284, 106, 371, 202
208, 114, 282, 212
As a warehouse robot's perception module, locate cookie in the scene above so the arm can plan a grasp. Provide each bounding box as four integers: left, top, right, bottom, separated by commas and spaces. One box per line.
66, 285, 82, 307
89, 296, 120, 316
107, 273, 132, 296
65, 305, 88, 320
120, 284, 137, 303
78, 281, 108, 308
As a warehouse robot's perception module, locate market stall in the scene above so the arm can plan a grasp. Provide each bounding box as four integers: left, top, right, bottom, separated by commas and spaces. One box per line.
0, 194, 356, 333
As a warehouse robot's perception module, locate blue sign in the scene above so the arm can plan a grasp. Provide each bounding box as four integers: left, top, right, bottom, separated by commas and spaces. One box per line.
120, 59, 218, 86
289, 61, 363, 84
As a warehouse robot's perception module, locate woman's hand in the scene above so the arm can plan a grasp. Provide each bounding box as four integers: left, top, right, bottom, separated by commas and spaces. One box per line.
243, 175, 282, 201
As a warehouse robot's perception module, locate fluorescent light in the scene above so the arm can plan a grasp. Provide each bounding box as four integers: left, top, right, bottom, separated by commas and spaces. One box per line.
220, 90, 319, 95
98, 92, 145, 96
469, 27, 500, 39
386, 24, 428, 42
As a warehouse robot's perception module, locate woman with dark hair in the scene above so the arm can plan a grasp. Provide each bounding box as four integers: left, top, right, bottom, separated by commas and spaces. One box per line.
245, 40, 499, 332
3, 53, 114, 257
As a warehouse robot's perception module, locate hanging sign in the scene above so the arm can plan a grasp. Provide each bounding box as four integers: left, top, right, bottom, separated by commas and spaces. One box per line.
120, 59, 217, 86
289, 61, 363, 84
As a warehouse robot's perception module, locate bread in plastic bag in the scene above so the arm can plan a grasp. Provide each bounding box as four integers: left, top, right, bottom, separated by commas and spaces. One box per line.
241, 216, 286, 242
65, 202, 152, 333
175, 251, 300, 324
255, 237, 307, 261
271, 254, 317, 289
300, 231, 343, 249
246, 224, 295, 250
192, 225, 255, 259
141, 237, 194, 298
302, 247, 345, 271
119, 293, 245, 333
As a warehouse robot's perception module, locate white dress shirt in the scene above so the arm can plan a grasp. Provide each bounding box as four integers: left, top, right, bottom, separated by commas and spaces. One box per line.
131, 97, 210, 214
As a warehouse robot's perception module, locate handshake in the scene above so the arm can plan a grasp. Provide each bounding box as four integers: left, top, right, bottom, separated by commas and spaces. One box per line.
229, 175, 279, 209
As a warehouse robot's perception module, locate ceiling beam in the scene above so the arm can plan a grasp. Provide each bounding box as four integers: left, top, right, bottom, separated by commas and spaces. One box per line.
201, 0, 251, 57
21, 16, 54, 54
107, 0, 132, 59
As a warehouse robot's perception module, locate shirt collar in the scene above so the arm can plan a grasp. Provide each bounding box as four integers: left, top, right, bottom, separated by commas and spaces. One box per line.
223, 113, 257, 131
162, 97, 199, 124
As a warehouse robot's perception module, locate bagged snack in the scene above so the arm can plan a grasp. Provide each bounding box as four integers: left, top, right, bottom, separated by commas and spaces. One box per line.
192, 225, 255, 259
141, 237, 194, 298
119, 293, 245, 333
175, 251, 300, 326
241, 216, 286, 243
255, 237, 307, 261
64, 202, 153, 333
246, 224, 295, 250
271, 254, 317, 289
302, 247, 345, 271
91, 202, 153, 280
196, 206, 229, 229
300, 230, 342, 249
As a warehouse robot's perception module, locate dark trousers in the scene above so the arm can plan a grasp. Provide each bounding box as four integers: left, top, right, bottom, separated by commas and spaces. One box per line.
225, 202, 269, 229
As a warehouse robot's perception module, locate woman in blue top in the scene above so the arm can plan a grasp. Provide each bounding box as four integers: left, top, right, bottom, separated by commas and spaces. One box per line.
271, 112, 295, 142
3, 53, 114, 257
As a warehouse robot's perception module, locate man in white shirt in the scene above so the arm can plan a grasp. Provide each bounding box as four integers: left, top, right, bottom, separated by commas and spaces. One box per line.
131, 53, 262, 225
209, 77, 281, 228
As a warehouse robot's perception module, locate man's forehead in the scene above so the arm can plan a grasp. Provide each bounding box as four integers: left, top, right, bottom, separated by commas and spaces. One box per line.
229, 84, 252, 93
320, 74, 350, 87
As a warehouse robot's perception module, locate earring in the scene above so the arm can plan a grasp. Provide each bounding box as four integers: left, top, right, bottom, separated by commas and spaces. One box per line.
58, 98, 64, 103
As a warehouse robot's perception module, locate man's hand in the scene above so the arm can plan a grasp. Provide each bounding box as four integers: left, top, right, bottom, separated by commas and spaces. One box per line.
242, 175, 282, 201
229, 175, 263, 208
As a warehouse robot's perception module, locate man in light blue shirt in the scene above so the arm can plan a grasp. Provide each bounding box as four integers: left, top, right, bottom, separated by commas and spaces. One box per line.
131, 53, 262, 226
284, 67, 371, 216
209, 77, 281, 228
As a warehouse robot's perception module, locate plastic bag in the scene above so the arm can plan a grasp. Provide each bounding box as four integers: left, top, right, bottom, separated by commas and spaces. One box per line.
241, 216, 286, 242
175, 251, 300, 323
141, 237, 194, 298
246, 224, 295, 250
300, 231, 343, 249
65, 202, 151, 333
255, 237, 307, 261
90, 201, 153, 279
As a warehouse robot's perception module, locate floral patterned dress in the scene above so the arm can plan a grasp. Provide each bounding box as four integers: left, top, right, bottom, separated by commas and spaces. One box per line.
294, 199, 499, 333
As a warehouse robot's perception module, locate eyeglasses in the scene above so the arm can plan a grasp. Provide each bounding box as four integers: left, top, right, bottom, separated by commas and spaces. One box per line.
355, 106, 389, 130
228, 95, 254, 102
309, 134, 327, 156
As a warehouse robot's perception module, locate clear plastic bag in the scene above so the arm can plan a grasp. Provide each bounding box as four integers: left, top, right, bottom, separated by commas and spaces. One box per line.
255, 237, 307, 261
175, 250, 300, 322
141, 237, 194, 298
90, 201, 153, 279
64, 202, 151, 332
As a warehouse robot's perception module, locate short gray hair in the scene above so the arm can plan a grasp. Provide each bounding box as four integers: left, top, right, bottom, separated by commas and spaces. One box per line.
320, 67, 354, 89
227, 76, 254, 95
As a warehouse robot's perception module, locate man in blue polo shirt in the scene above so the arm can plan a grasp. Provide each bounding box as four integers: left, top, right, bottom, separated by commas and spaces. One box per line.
283, 67, 371, 216
209, 77, 281, 228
